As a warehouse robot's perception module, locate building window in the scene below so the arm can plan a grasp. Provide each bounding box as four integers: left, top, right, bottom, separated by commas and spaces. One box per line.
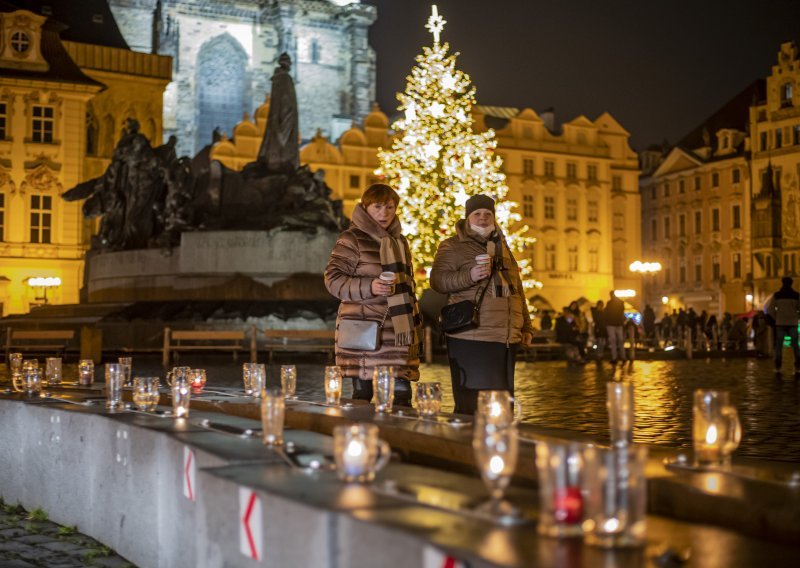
30, 194, 52, 244
732, 205, 741, 229
545, 244, 556, 270
589, 246, 599, 272
523, 158, 534, 177
712, 255, 721, 280
587, 200, 598, 223
712, 208, 720, 232
544, 160, 555, 177
568, 246, 578, 271
679, 214, 686, 236
732, 168, 740, 184
760, 131, 768, 151
544, 196, 555, 220
694, 211, 702, 234
664, 217, 671, 238
613, 212, 624, 230
679, 258, 686, 283
694, 176, 701, 191
0, 102, 6, 140
10, 31, 31, 54
566, 162, 577, 179
663, 183, 670, 198
733, 253, 741, 279
651, 219, 657, 240
522, 194, 534, 218
664, 266, 671, 285
776, 128, 783, 148
587, 164, 598, 182
310, 39, 321, 64
693, 257, 701, 283
612, 175, 622, 191
32, 106, 54, 144
0, 192, 4, 241
678, 179, 685, 194
349, 175, 360, 189
567, 198, 578, 221
711, 172, 719, 187
794, 125, 800, 146
781, 82, 794, 107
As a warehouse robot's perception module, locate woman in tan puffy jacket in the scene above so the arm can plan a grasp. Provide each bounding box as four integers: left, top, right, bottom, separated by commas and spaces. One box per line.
431, 194, 532, 414
324, 184, 422, 406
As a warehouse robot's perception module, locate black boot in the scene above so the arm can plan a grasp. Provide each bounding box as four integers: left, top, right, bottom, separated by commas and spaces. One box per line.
394, 378, 413, 407
352, 378, 373, 401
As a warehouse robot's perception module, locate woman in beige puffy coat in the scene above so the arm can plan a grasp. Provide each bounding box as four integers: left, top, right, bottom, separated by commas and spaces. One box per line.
324, 184, 422, 406
430, 194, 532, 414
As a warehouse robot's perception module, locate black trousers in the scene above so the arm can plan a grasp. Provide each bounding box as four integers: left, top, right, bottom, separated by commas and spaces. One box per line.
446, 337, 518, 415
352, 377, 413, 407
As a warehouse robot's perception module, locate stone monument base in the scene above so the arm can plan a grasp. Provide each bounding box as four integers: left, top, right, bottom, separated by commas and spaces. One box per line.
86, 230, 338, 303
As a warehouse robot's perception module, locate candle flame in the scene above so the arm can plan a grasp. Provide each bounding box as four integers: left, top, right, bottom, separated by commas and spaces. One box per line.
489, 455, 504, 474
489, 402, 502, 418
705, 424, 718, 445
346, 440, 364, 458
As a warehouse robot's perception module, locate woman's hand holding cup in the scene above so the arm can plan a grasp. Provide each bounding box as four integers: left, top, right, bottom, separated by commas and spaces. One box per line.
471, 254, 492, 282
372, 272, 396, 296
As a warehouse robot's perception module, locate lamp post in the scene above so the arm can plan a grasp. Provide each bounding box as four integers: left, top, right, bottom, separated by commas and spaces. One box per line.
27, 277, 61, 305
629, 261, 662, 308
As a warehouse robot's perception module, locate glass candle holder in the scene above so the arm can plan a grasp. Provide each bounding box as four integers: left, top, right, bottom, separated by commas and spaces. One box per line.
172, 378, 191, 418
187, 369, 207, 393
280, 365, 297, 399
372, 365, 395, 413
242, 363, 265, 397
105, 363, 124, 410
324, 366, 343, 405
693, 389, 742, 468
23, 366, 42, 396
473, 421, 519, 509
415, 382, 443, 418
118, 356, 133, 387
477, 390, 523, 426
10, 353, 23, 392
45, 357, 62, 386
607, 381, 634, 447
78, 359, 95, 386
535, 439, 585, 537
582, 444, 648, 548
261, 387, 285, 446
167, 366, 190, 387
132, 376, 160, 411
333, 423, 390, 483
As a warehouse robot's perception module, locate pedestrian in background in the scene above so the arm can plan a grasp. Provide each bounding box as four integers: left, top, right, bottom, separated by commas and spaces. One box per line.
603, 291, 626, 364
765, 276, 800, 374
592, 300, 607, 362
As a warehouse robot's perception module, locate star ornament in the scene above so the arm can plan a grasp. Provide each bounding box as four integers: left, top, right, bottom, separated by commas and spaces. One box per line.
440, 72, 457, 91
429, 102, 445, 117
425, 5, 446, 44
423, 141, 442, 158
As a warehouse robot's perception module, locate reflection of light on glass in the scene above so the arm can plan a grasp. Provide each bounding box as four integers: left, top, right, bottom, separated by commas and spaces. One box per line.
705, 424, 718, 445
329, 379, 338, 390
664, 345, 675, 351
337, 486, 372, 508
703, 473, 722, 493
603, 517, 621, 533
489, 401, 502, 418
346, 440, 364, 458
489, 455, 504, 475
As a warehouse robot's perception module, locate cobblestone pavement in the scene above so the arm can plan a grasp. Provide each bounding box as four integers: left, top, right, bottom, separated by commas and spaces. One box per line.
0, 500, 134, 567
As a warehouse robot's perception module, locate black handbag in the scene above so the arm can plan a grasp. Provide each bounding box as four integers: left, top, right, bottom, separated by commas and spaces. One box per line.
439, 264, 494, 334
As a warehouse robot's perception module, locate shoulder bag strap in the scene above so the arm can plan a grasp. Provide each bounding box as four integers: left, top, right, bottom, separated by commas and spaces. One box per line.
473, 262, 496, 310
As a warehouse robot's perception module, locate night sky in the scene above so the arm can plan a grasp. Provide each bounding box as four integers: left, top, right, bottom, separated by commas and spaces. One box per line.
365, 0, 800, 150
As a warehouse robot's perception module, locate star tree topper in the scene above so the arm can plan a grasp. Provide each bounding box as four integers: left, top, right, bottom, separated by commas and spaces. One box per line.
425, 4, 446, 45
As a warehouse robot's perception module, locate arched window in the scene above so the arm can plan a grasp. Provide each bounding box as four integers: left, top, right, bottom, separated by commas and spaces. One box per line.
195, 34, 248, 152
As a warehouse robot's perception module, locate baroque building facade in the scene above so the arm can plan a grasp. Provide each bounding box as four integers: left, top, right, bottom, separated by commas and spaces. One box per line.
0, 1, 170, 315
108, 0, 376, 156
641, 41, 800, 316
211, 103, 642, 312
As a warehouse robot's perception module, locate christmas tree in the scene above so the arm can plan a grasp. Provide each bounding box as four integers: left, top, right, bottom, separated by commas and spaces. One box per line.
377, 5, 536, 293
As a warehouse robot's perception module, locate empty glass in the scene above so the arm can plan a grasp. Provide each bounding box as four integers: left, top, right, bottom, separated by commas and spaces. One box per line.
132, 377, 160, 411
78, 359, 95, 386
172, 376, 191, 418
325, 365, 343, 405
415, 382, 443, 418
280, 365, 297, 399
187, 369, 207, 393
582, 444, 648, 548
242, 363, 265, 397
167, 366, 190, 387
10, 353, 23, 392
477, 390, 523, 426
105, 363, 124, 410
45, 357, 62, 386
373, 366, 395, 413
333, 423, 391, 483
261, 388, 285, 446
693, 389, 742, 468
473, 421, 519, 513
607, 381, 634, 447
118, 356, 133, 387
535, 439, 585, 537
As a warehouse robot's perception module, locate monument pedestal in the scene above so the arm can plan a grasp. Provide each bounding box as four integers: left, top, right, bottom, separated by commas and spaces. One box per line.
86, 230, 338, 303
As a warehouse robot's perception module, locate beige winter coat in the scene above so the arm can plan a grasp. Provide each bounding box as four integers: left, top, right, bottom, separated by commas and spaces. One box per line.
324, 206, 420, 381
430, 220, 532, 344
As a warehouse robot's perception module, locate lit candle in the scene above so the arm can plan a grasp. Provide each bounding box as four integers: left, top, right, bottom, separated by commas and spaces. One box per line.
342, 439, 368, 476
553, 486, 583, 524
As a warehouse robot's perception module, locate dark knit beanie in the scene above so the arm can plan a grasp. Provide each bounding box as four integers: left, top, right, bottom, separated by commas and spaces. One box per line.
465, 194, 495, 218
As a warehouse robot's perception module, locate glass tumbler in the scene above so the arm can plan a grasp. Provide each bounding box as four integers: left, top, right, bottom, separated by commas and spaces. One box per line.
261, 387, 285, 446
477, 390, 523, 426
172, 376, 191, 418
607, 381, 634, 447
324, 365, 343, 405
372, 365, 395, 413
132, 376, 160, 411
10, 353, 23, 392
472, 421, 519, 510
535, 439, 585, 537
118, 356, 133, 387
23, 366, 42, 396
333, 423, 391, 483
105, 363, 124, 410
78, 359, 95, 386
693, 389, 742, 468
45, 357, 62, 386
280, 365, 297, 398
415, 382, 443, 418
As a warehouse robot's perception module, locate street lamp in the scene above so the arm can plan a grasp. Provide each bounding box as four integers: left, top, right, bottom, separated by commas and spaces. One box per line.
629, 260, 663, 308
28, 277, 61, 305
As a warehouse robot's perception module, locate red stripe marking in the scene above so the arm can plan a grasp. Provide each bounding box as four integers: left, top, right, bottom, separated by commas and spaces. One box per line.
184, 450, 194, 501
242, 491, 259, 560
443, 557, 457, 568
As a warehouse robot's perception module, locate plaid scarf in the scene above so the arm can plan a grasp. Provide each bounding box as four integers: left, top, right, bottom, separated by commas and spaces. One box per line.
380, 235, 422, 353
486, 233, 515, 298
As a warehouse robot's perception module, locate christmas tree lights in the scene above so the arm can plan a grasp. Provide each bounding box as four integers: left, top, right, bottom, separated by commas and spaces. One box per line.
377, 5, 538, 294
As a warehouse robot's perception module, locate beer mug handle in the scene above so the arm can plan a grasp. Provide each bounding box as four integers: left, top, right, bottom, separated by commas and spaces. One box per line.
166, 370, 174, 387
723, 406, 742, 453
374, 439, 391, 473
510, 396, 523, 424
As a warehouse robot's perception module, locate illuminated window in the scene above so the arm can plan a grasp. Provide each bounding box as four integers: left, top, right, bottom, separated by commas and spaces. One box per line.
781, 83, 793, 107
732, 205, 741, 229
733, 253, 741, 279
545, 244, 556, 270
566, 162, 577, 179
10, 31, 30, 54
587, 200, 598, 223
612, 175, 622, 190
522, 194, 534, 218
587, 164, 598, 182
544, 196, 555, 220
349, 174, 360, 189
588, 246, 599, 272
544, 160, 555, 177
522, 158, 534, 177
712, 208, 720, 232
732, 168, 740, 183
32, 105, 54, 143
567, 198, 578, 221
568, 246, 578, 271
0, 102, 6, 140
30, 194, 52, 244
0, 192, 4, 241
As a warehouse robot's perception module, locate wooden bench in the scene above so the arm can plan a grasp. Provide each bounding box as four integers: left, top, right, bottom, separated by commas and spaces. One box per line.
522, 330, 567, 361
5, 329, 75, 362
162, 326, 257, 367
262, 329, 335, 363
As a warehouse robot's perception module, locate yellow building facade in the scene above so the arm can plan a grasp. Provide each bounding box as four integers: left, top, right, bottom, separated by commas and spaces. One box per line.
211, 101, 641, 312
0, 5, 170, 315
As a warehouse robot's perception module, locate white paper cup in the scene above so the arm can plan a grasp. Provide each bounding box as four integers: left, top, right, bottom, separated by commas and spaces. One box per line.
379, 271, 396, 284
475, 254, 491, 265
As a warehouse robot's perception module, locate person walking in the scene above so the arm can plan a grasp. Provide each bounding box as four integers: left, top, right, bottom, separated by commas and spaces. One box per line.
603, 291, 626, 364
591, 300, 607, 362
324, 184, 423, 405
431, 194, 533, 414
765, 276, 800, 374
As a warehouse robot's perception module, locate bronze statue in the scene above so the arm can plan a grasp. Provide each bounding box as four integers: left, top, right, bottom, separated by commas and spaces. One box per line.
258, 52, 299, 173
